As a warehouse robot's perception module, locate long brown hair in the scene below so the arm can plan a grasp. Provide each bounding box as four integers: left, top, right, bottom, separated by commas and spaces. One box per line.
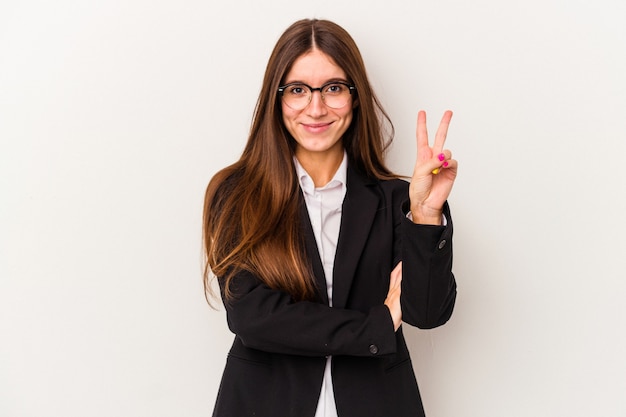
203, 19, 396, 303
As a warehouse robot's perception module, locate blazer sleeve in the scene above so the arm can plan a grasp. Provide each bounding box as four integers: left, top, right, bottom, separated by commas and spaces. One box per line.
399, 200, 457, 329
220, 270, 397, 357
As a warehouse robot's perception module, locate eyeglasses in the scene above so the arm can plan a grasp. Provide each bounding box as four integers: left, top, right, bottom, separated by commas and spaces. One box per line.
278, 81, 356, 110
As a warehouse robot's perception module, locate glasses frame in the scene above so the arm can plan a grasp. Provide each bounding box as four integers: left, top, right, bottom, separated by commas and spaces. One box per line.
277, 81, 356, 110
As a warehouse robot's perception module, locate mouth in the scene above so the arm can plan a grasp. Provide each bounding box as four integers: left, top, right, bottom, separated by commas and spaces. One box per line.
302, 122, 333, 133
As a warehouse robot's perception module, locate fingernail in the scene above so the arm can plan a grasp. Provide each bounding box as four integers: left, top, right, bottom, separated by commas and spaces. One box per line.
438, 153, 446, 161
442, 161, 449, 168
432, 168, 440, 175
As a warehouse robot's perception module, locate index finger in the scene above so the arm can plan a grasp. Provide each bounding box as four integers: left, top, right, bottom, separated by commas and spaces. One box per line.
433, 110, 453, 152
390, 261, 402, 288
416, 110, 429, 150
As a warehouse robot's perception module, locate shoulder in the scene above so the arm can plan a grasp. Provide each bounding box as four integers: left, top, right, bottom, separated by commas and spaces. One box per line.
378, 177, 409, 191
347, 162, 408, 200
373, 177, 409, 201
204, 165, 246, 230
347, 162, 407, 189
207, 165, 243, 201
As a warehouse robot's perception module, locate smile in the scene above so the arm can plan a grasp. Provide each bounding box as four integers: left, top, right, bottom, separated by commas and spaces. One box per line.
302, 122, 333, 133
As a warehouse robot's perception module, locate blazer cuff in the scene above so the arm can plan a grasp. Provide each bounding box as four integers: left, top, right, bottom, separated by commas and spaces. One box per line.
364, 304, 397, 356
406, 210, 447, 226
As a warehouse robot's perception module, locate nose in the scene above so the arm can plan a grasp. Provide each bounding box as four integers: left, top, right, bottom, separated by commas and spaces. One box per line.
306, 90, 327, 117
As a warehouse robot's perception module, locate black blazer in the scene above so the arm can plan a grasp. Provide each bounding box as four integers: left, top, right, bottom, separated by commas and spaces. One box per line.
212, 165, 457, 417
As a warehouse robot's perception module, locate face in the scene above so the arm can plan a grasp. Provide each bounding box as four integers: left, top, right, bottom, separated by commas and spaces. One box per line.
281, 49, 354, 162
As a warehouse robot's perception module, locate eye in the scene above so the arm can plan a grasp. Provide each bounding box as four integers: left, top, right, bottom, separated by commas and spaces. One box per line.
287, 84, 308, 96
323, 83, 346, 95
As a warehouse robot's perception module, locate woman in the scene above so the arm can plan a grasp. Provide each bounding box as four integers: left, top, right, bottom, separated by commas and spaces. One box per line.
203, 18, 458, 417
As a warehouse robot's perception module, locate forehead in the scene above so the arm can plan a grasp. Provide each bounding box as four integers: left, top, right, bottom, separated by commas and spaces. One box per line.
284, 49, 347, 84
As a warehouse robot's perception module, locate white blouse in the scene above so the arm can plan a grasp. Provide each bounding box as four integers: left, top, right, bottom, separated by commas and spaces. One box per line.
294, 152, 348, 417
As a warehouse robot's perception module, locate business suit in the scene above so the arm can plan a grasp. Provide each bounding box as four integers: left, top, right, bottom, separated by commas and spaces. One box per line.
212, 163, 457, 417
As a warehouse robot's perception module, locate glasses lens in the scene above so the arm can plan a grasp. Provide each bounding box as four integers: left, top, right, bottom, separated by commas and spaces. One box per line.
282, 84, 310, 110
322, 83, 352, 109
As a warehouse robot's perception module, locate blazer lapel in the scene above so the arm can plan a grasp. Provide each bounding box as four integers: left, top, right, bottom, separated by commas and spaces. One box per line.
299, 192, 330, 305
332, 166, 380, 309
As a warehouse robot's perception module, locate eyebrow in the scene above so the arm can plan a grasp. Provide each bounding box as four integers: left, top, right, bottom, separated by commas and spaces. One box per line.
281, 77, 351, 86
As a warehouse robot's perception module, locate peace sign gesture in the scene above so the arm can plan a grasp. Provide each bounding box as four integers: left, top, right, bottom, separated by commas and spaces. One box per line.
408, 110, 458, 225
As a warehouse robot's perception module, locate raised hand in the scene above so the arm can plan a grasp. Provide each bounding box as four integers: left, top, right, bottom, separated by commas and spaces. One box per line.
384, 262, 403, 331
409, 110, 458, 225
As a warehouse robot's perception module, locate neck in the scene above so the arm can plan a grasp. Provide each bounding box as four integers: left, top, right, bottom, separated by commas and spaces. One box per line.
295, 148, 344, 187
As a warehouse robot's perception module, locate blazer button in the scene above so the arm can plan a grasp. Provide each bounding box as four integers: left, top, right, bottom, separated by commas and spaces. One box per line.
369, 344, 379, 355
438, 239, 447, 250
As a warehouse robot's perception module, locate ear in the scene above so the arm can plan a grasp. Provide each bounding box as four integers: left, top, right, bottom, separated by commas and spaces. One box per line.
352, 97, 359, 109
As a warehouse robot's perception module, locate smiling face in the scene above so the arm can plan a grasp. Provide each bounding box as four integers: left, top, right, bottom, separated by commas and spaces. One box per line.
281, 49, 354, 164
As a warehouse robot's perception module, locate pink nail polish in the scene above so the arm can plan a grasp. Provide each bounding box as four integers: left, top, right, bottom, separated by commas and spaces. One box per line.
438, 153, 446, 161
443, 161, 449, 168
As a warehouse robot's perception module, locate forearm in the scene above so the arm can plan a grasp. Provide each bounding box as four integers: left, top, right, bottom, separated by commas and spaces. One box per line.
400, 201, 457, 328
222, 270, 397, 357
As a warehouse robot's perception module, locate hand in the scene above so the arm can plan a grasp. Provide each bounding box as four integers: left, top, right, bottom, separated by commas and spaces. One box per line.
409, 110, 458, 224
384, 262, 403, 331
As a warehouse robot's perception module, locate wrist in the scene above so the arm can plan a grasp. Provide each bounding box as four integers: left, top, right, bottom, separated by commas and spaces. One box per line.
410, 206, 443, 225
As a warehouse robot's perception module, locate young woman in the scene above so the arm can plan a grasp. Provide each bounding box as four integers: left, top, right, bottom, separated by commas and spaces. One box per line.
203, 18, 458, 417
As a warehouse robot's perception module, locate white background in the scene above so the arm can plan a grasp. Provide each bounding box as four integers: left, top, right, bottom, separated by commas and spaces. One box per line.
1, 1, 625, 416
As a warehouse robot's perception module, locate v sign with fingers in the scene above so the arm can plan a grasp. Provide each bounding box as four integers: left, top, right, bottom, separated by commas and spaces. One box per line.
409, 110, 458, 225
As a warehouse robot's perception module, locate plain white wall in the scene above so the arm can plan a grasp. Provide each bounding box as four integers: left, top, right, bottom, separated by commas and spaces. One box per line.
2, 0, 625, 416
